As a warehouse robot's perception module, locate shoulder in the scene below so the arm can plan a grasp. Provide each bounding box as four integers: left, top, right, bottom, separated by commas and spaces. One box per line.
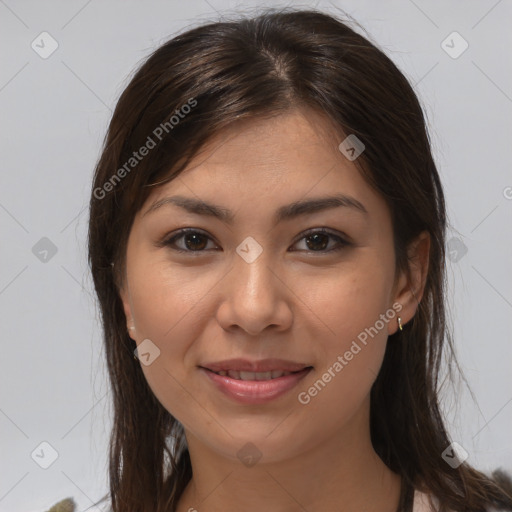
413, 490, 438, 512
413, 489, 512, 512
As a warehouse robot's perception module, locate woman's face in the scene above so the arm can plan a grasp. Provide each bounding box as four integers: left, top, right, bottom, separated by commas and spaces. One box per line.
120, 108, 426, 465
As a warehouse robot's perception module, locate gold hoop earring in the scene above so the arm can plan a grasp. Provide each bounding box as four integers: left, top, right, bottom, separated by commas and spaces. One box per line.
397, 317, 403, 331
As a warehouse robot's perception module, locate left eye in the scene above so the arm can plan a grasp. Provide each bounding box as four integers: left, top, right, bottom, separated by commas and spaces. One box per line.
292, 229, 350, 252
160, 228, 350, 254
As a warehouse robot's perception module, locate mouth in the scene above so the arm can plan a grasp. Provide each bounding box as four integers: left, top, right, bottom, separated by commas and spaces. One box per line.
198, 359, 313, 404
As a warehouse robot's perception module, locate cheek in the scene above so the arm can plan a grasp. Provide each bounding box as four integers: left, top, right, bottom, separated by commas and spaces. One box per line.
126, 259, 222, 421
296, 255, 394, 410
128, 254, 215, 341
306, 255, 393, 345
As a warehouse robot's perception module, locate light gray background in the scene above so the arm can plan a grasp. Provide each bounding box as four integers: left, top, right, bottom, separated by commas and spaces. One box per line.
1, 1, 511, 511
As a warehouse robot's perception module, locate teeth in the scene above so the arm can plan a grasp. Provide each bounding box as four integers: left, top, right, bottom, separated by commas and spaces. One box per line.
256, 371, 272, 381
216, 370, 293, 380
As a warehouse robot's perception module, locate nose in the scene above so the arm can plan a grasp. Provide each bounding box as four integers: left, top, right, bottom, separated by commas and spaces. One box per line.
215, 246, 293, 336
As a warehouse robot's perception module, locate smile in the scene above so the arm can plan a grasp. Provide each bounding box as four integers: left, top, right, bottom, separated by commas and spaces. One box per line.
200, 366, 312, 404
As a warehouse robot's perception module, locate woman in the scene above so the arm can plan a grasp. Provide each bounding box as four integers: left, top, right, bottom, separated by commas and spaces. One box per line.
79, 7, 512, 512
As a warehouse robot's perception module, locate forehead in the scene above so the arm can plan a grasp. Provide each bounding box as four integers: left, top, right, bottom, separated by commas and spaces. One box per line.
140, 108, 390, 225
185, 108, 344, 179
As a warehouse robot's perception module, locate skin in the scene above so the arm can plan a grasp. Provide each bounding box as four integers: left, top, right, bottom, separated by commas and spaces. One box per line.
120, 107, 430, 512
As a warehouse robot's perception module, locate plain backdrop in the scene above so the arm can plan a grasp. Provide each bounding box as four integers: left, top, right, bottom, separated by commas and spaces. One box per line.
1, 1, 511, 511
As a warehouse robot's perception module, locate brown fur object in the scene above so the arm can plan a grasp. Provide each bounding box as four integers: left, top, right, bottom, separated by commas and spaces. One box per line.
46, 497, 75, 512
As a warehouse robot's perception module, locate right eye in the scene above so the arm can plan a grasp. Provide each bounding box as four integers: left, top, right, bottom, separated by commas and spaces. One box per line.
160, 229, 220, 253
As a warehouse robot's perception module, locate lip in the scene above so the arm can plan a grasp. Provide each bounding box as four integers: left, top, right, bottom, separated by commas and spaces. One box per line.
200, 358, 310, 373
200, 366, 312, 405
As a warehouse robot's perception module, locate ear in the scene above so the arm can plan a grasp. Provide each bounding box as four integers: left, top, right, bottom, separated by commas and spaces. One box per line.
119, 280, 137, 337
389, 230, 430, 335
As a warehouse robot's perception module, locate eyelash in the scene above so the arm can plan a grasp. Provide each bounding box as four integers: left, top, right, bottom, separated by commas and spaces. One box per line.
159, 228, 351, 254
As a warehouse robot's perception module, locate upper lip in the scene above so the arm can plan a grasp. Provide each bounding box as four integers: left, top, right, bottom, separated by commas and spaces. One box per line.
200, 358, 311, 373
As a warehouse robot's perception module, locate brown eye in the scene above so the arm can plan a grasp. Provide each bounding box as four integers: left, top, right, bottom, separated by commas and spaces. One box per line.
181, 232, 209, 251
305, 232, 329, 251
291, 229, 351, 253
162, 229, 218, 253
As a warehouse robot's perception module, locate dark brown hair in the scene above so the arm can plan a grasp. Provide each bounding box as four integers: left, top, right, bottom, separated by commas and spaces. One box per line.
87, 8, 512, 512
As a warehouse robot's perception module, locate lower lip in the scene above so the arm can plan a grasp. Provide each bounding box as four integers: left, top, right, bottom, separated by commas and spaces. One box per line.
200, 367, 312, 404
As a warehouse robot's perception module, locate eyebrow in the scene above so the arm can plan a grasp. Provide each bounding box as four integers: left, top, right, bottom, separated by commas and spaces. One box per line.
143, 194, 368, 224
